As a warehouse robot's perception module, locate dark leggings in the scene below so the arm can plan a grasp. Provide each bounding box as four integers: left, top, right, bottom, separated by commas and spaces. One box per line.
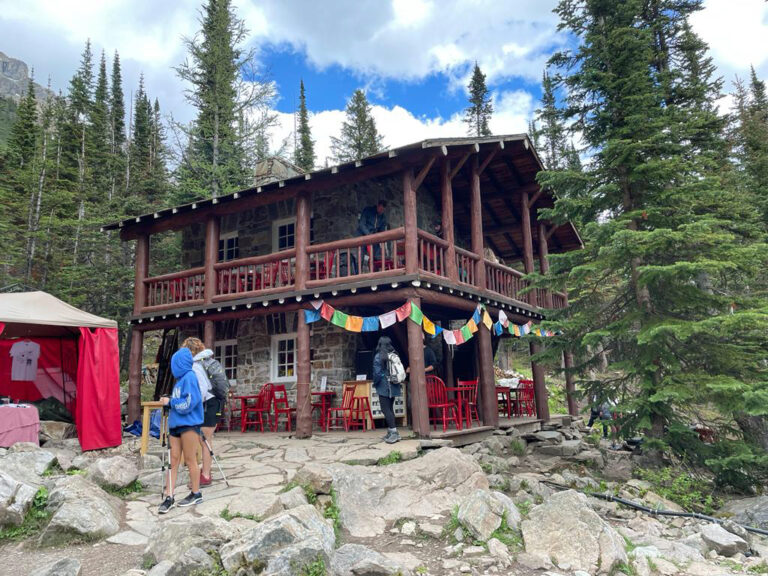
379, 395, 397, 429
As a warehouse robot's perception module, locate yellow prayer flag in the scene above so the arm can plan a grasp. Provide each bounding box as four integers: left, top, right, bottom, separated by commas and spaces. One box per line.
467, 318, 479, 333
345, 315, 363, 332
423, 317, 436, 335
482, 310, 493, 330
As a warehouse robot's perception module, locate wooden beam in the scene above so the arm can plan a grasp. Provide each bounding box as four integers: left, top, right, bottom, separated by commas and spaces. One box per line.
476, 143, 501, 176
203, 215, 219, 304
295, 189, 312, 438
528, 188, 544, 208
407, 296, 430, 437
470, 155, 487, 290
134, 235, 149, 314
441, 159, 459, 282
403, 169, 418, 275
449, 147, 476, 180
413, 155, 437, 190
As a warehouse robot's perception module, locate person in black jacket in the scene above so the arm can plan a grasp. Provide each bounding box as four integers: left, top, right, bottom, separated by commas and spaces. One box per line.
373, 336, 402, 444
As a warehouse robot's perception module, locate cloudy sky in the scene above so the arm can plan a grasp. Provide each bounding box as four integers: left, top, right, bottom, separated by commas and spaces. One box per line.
1, 0, 767, 165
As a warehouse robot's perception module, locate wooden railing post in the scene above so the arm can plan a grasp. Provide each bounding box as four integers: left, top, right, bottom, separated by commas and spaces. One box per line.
295, 190, 312, 439
134, 234, 149, 314
441, 158, 458, 282
469, 155, 486, 289
403, 169, 418, 275
407, 296, 430, 437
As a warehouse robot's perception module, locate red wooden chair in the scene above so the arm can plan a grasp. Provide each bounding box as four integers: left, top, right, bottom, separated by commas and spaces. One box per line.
242, 384, 272, 432
271, 384, 295, 432
217, 390, 241, 432
518, 379, 536, 417
426, 375, 460, 432
326, 384, 362, 431
458, 379, 479, 427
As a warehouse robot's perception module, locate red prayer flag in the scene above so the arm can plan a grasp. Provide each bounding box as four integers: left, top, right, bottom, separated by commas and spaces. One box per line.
320, 302, 334, 321
395, 302, 412, 322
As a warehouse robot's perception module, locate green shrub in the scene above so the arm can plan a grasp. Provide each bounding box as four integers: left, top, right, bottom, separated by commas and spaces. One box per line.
220, 507, 259, 522
509, 439, 526, 457
281, 480, 318, 505
323, 487, 342, 545
105, 480, 144, 498
636, 467, 722, 514
377, 451, 402, 466
298, 558, 326, 576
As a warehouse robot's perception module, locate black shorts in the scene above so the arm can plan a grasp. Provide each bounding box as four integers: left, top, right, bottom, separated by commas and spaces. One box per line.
203, 398, 221, 428
169, 425, 201, 438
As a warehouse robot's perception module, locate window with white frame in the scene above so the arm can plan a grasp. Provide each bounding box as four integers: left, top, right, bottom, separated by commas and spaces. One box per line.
271, 333, 296, 381
214, 339, 238, 381
218, 231, 239, 262
272, 217, 314, 251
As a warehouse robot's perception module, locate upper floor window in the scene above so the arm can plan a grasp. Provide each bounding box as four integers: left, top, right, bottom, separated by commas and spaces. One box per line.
272, 218, 295, 251
218, 231, 239, 262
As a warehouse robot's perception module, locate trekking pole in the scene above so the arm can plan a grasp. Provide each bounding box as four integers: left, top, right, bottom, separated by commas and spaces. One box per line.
201, 434, 229, 487
160, 404, 172, 500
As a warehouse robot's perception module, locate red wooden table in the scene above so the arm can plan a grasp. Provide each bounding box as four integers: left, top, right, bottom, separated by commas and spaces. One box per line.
445, 385, 474, 430
310, 390, 335, 430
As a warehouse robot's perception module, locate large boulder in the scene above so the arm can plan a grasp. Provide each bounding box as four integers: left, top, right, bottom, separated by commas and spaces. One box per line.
0, 469, 37, 526
457, 489, 521, 541
38, 475, 122, 546
145, 515, 238, 565
330, 544, 413, 576
87, 455, 139, 490
521, 490, 628, 574
220, 504, 335, 576
39, 421, 77, 444
330, 447, 488, 538
720, 496, 768, 530
700, 524, 749, 557
293, 462, 333, 494
29, 558, 82, 576
0, 449, 56, 486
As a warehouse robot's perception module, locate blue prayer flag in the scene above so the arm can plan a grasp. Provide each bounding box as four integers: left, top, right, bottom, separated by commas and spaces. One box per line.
361, 316, 380, 332
494, 322, 503, 336
304, 308, 321, 324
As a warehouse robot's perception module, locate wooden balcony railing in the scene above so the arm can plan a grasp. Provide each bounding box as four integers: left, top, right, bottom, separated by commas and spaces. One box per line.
307, 227, 406, 286
144, 267, 205, 310
138, 228, 569, 314
417, 230, 448, 278
455, 246, 479, 286
213, 249, 296, 301
485, 260, 527, 303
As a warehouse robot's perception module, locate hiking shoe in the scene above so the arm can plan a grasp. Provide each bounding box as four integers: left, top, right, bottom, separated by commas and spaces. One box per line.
158, 496, 175, 514
177, 492, 203, 507
385, 431, 401, 444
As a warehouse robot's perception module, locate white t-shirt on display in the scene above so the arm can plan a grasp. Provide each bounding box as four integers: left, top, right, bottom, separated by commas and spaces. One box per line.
10, 340, 41, 381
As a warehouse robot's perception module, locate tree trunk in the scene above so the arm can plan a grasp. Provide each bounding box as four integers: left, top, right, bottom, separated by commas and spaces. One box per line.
27, 132, 48, 281
735, 414, 768, 453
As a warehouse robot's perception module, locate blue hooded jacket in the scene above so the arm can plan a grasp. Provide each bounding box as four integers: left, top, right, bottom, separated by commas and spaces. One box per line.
168, 348, 204, 429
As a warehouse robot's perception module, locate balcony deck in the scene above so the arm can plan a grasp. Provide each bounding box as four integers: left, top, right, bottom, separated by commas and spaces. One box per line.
138, 227, 565, 318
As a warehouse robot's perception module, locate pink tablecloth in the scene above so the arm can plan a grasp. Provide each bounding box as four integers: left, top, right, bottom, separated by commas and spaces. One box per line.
0, 404, 40, 447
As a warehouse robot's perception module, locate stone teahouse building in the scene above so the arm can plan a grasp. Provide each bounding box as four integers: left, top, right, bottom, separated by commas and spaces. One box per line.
106, 136, 582, 438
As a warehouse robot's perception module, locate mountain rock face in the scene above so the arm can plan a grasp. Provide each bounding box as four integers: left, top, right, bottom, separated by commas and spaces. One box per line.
0, 50, 53, 102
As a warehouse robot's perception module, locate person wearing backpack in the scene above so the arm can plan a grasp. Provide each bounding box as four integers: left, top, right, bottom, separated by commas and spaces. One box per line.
183, 337, 229, 486
373, 336, 405, 444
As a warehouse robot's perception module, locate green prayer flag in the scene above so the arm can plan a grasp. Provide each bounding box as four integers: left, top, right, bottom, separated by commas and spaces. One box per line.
331, 309, 349, 328
409, 302, 424, 325
461, 324, 473, 341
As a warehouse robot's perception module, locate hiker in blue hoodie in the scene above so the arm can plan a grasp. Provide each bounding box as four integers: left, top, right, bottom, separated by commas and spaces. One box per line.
158, 347, 204, 513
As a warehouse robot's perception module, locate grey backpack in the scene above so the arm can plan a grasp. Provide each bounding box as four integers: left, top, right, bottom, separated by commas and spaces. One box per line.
203, 357, 230, 400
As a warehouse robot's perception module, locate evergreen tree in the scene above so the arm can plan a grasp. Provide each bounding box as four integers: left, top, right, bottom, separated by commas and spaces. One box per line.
539, 0, 768, 488
176, 0, 247, 199
293, 80, 315, 172
90, 51, 111, 196
109, 51, 126, 199
464, 63, 493, 137
535, 70, 567, 170
330, 89, 383, 163
7, 77, 37, 169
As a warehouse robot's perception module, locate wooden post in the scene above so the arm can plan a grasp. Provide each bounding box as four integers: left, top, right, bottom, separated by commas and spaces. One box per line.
295, 191, 312, 439
441, 159, 458, 282
521, 188, 550, 421
204, 215, 219, 304
469, 155, 486, 289
407, 296, 430, 437
538, 221, 553, 309
203, 320, 215, 350
403, 169, 418, 275
133, 234, 149, 314
127, 328, 143, 424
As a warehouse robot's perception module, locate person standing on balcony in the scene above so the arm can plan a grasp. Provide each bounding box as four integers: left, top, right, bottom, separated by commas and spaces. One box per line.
373, 336, 404, 444
357, 200, 388, 271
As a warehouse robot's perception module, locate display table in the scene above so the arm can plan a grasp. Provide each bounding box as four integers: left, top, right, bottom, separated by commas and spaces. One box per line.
345, 380, 407, 429
0, 404, 40, 447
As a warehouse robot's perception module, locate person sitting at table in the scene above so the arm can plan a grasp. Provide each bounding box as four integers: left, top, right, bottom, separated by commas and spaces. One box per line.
373, 336, 403, 445
356, 200, 388, 270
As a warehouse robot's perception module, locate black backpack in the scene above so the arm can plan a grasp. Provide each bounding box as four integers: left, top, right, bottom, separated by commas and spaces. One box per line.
203, 357, 230, 401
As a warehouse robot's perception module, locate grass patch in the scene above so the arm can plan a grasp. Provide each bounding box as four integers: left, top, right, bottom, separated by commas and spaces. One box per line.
0, 487, 52, 542
748, 562, 768, 574
66, 469, 86, 476
323, 487, 342, 545
488, 511, 523, 552
442, 505, 463, 542
415, 566, 428, 575
509, 439, 526, 457
298, 557, 326, 576
190, 551, 228, 576
517, 499, 532, 518
220, 507, 260, 522
377, 451, 402, 466
480, 462, 493, 474
623, 535, 637, 553
104, 480, 144, 498
41, 462, 64, 477
281, 481, 318, 505
636, 467, 722, 514
609, 561, 638, 576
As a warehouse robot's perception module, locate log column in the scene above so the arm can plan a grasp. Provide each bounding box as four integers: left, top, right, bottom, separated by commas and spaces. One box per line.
441, 159, 458, 282
403, 170, 430, 436
521, 189, 550, 421
470, 155, 497, 427
128, 234, 149, 424
295, 191, 313, 439
203, 215, 220, 349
